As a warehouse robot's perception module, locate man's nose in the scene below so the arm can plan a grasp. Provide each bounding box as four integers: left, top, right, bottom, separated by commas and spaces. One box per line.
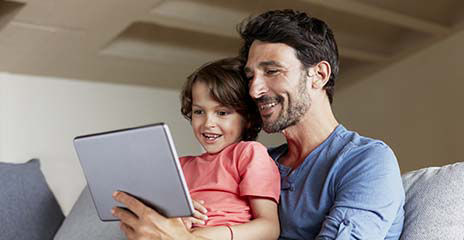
249, 75, 268, 99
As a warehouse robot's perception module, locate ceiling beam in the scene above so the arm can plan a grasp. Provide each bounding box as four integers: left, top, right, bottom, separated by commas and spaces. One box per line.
141, 14, 237, 39
144, 13, 387, 63
302, 0, 450, 36
341, 48, 388, 62
0, 0, 25, 31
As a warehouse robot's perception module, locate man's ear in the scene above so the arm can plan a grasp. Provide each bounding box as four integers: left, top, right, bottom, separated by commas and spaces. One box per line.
311, 61, 331, 89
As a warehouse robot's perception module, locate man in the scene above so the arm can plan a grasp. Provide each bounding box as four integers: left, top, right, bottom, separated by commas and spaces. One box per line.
112, 9, 405, 239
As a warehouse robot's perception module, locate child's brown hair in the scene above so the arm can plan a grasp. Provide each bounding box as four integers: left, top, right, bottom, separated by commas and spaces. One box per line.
180, 57, 262, 141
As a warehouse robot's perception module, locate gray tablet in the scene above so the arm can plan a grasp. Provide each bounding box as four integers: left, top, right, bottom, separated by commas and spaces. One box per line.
73, 123, 194, 221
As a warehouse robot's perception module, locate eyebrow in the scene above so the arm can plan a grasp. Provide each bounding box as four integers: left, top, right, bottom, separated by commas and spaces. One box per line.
192, 103, 226, 109
244, 60, 284, 73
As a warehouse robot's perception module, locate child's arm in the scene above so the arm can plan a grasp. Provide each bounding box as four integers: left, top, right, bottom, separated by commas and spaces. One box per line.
191, 197, 280, 240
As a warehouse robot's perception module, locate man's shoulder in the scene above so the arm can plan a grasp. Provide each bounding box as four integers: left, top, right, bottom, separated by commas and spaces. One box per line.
333, 127, 399, 177
334, 125, 392, 157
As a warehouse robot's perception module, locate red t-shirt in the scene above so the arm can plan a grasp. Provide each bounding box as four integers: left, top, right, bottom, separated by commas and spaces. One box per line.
180, 141, 280, 227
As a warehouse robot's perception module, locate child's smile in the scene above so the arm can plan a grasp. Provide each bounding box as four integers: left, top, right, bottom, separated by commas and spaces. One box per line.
202, 132, 222, 143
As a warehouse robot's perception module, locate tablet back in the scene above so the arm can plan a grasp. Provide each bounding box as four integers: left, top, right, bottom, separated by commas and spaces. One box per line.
74, 123, 193, 221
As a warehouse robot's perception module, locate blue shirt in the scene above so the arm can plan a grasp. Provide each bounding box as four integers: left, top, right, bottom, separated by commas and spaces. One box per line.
269, 125, 405, 240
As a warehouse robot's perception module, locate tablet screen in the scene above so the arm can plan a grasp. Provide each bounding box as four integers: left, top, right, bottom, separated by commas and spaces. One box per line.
74, 123, 194, 221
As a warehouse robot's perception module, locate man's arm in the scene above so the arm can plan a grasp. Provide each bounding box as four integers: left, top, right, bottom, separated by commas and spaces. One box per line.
112, 191, 210, 240
317, 145, 405, 239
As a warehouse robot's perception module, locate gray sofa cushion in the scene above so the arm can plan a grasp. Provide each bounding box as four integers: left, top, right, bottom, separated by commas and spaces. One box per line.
0, 159, 64, 240
401, 162, 464, 240
54, 186, 125, 240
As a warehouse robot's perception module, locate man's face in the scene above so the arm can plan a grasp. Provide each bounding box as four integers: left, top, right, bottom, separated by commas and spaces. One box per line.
244, 40, 312, 133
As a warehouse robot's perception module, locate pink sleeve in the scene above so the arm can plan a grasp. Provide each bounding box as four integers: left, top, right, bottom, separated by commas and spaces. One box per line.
237, 142, 281, 203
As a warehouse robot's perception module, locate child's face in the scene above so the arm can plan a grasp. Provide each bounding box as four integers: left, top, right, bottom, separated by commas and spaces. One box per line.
191, 81, 247, 154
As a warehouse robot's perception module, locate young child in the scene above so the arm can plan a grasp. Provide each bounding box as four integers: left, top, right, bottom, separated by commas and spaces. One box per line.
179, 57, 281, 240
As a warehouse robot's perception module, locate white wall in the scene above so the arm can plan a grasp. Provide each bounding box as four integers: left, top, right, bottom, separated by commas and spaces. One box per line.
0, 73, 203, 214
333, 29, 464, 173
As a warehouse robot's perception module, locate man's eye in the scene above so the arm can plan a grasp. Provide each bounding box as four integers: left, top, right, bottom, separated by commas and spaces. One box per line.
266, 69, 279, 75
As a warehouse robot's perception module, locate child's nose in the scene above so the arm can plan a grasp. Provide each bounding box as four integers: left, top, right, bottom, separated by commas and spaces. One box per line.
204, 115, 216, 128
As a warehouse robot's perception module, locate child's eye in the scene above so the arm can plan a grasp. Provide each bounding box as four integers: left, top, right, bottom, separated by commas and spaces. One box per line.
217, 111, 230, 116
192, 109, 203, 115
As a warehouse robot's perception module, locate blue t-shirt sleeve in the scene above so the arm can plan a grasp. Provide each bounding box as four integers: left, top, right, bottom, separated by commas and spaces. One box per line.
317, 143, 405, 239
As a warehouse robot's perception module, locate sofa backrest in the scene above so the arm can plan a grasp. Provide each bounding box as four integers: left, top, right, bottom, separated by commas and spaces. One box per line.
0, 159, 64, 240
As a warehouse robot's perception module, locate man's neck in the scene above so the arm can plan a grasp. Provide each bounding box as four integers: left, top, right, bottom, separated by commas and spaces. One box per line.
279, 101, 339, 169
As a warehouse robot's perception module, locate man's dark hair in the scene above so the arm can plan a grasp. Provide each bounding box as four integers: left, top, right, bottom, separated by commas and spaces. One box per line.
238, 9, 339, 103
180, 57, 262, 141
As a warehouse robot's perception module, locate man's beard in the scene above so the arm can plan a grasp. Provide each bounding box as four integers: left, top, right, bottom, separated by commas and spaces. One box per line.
261, 75, 311, 133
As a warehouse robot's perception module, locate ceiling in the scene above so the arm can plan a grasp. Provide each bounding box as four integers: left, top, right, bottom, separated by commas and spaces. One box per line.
1, 0, 464, 90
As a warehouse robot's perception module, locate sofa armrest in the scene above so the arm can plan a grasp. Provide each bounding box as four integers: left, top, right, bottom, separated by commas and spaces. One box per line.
401, 162, 464, 240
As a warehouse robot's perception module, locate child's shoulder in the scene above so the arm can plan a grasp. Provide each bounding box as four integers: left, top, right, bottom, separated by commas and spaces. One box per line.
233, 141, 268, 154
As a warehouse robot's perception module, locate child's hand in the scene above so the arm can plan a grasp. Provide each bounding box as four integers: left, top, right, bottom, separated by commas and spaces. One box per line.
182, 199, 208, 230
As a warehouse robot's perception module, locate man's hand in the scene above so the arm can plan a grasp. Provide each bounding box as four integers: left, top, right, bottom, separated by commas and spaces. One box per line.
182, 199, 208, 230
112, 191, 194, 240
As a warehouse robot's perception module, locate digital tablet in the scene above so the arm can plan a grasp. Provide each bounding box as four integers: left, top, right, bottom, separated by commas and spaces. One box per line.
73, 123, 194, 221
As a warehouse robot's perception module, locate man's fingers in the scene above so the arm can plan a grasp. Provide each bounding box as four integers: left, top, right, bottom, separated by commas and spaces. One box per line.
112, 192, 192, 239
189, 216, 206, 225
192, 199, 208, 214
119, 222, 135, 239
181, 218, 192, 230
182, 216, 205, 226
192, 210, 208, 221
113, 191, 149, 217
112, 207, 138, 228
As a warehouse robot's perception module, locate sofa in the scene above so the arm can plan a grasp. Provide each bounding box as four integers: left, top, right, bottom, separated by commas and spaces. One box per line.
1, 159, 463, 240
